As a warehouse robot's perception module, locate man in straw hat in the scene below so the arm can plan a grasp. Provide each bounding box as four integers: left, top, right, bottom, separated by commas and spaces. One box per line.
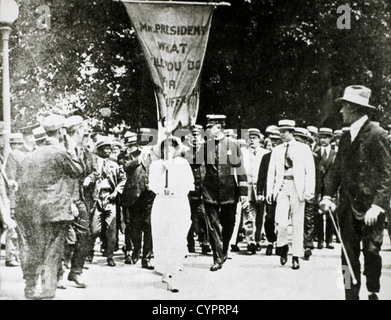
314, 128, 337, 251
267, 120, 315, 270
320, 85, 391, 300
202, 115, 248, 272
15, 114, 84, 299
89, 137, 126, 267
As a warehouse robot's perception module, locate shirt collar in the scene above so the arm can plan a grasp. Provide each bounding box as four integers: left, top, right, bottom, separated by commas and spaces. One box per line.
350, 115, 368, 133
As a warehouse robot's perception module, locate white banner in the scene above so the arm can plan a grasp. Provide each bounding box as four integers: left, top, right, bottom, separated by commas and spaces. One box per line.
122, 1, 214, 133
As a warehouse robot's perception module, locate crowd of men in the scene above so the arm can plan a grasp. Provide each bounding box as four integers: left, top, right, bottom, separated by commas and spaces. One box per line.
1, 85, 391, 300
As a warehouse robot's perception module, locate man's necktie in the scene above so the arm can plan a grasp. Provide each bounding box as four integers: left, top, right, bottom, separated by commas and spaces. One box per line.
284, 143, 292, 170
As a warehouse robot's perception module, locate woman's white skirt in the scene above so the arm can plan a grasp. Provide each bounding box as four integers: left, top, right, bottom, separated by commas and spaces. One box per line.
151, 195, 191, 276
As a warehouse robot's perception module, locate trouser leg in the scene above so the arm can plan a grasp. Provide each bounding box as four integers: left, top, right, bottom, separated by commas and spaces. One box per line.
339, 206, 361, 300
104, 208, 117, 259
220, 203, 238, 256
187, 200, 197, 249
325, 212, 336, 245
275, 183, 290, 249
5, 227, 19, 262
141, 191, 154, 262
264, 201, 277, 243
194, 200, 209, 245
304, 202, 315, 249
122, 207, 132, 253
363, 213, 385, 294
289, 187, 305, 258
243, 201, 257, 245
315, 213, 325, 243
129, 206, 142, 260
204, 203, 223, 264
70, 201, 90, 275
255, 201, 265, 243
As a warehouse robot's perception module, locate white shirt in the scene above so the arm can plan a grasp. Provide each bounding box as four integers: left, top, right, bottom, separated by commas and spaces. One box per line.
320, 145, 332, 158
350, 115, 368, 142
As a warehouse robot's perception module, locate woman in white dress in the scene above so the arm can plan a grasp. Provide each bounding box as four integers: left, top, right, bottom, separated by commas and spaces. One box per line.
149, 136, 194, 292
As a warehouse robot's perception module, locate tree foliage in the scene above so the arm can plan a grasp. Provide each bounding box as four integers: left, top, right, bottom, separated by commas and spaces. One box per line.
3, 0, 391, 133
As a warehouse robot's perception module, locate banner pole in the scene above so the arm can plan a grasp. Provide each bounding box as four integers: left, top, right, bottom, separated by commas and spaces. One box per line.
115, 0, 231, 6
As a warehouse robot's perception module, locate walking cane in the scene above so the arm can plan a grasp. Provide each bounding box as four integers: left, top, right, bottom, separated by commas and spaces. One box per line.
328, 209, 358, 285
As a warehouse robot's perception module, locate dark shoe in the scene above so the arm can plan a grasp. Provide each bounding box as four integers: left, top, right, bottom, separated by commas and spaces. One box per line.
107, 258, 116, 267
142, 260, 155, 270
266, 244, 273, 256
303, 248, 312, 261
0, 244, 5, 250
5, 260, 20, 267
131, 256, 139, 265
369, 293, 379, 300
326, 243, 334, 249
247, 243, 257, 255
277, 245, 288, 265
125, 255, 133, 265
231, 244, 240, 252
317, 242, 324, 250
292, 257, 300, 270
256, 243, 262, 252
210, 263, 222, 272
187, 245, 196, 253
68, 273, 87, 288
201, 245, 211, 254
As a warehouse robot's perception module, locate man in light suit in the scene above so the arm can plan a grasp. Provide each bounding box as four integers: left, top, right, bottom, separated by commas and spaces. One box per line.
267, 120, 315, 270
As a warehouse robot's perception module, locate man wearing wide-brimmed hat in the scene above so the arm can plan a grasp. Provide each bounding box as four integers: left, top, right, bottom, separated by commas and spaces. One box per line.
118, 130, 155, 270
314, 128, 337, 252
320, 85, 391, 300
267, 120, 315, 270
15, 114, 84, 300
89, 137, 126, 267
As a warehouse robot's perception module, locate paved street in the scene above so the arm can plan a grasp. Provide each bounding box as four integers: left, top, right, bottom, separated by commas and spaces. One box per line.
1, 233, 391, 300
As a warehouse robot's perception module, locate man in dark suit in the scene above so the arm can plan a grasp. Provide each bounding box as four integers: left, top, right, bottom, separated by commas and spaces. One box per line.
256, 131, 281, 255
320, 85, 391, 300
118, 131, 155, 270
314, 128, 337, 250
16, 115, 84, 300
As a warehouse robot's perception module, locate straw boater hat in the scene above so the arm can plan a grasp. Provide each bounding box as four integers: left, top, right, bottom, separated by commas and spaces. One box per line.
265, 125, 279, 135
278, 119, 296, 131
206, 115, 226, 128
94, 137, 114, 153
9, 133, 24, 144
124, 131, 137, 146
294, 128, 314, 143
269, 129, 281, 140
32, 127, 47, 142
334, 130, 343, 137
19, 123, 40, 136
248, 128, 262, 139
317, 128, 333, 137
307, 126, 318, 135
336, 85, 376, 109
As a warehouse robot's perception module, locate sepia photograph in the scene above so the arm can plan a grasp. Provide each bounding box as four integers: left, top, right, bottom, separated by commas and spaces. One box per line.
1, 0, 391, 303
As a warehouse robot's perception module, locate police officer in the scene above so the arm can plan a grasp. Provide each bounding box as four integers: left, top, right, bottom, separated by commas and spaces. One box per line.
202, 115, 248, 271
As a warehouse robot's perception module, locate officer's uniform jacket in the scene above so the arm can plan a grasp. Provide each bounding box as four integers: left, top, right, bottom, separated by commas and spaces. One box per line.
202, 135, 248, 205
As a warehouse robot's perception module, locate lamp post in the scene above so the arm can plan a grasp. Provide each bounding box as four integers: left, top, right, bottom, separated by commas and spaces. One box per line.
0, 0, 19, 159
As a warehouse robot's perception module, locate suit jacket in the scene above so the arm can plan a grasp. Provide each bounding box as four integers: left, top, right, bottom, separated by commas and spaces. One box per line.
315, 147, 336, 196
256, 151, 271, 197
17, 138, 84, 224
243, 146, 269, 200
119, 147, 153, 207
202, 136, 248, 205
5, 149, 27, 209
324, 120, 391, 219
267, 139, 315, 202
94, 156, 127, 202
